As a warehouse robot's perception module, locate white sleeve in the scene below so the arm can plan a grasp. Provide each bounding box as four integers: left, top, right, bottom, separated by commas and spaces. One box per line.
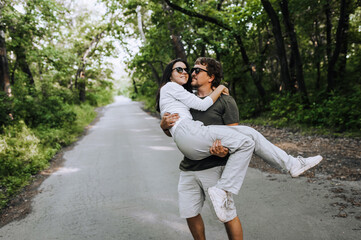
165, 82, 214, 111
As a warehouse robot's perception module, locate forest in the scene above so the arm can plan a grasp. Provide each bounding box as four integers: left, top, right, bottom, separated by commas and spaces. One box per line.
1, 0, 360, 208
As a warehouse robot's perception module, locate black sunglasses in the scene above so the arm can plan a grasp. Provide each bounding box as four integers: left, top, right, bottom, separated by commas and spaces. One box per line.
190, 67, 209, 75
172, 67, 189, 74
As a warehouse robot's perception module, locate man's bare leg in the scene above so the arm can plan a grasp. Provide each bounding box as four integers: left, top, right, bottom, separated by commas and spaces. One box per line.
224, 216, 243, 240
186, 214, 206, 240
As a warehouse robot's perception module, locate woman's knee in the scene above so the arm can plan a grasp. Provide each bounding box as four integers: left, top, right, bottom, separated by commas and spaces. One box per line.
245, 138, 255, 150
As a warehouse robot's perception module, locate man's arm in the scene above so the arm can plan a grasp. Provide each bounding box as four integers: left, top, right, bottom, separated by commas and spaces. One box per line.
160, 112, 180, 137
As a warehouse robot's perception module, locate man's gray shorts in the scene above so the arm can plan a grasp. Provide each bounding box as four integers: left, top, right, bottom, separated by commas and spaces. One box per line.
178, 166, 237, 222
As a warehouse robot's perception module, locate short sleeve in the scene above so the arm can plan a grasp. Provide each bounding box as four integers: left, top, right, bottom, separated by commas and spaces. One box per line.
222, 95, 239, 125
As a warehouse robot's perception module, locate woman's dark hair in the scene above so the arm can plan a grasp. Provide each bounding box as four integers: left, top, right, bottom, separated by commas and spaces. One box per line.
156, 58, 192, 112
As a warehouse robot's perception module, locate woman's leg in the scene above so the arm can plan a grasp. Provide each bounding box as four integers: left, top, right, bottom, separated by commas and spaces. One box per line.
206, 125, 256, 195
232, 125, 292, 171
202, 125, 254, 222
232, 125, 323, 177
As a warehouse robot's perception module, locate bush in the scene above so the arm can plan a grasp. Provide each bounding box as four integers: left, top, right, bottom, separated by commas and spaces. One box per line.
0, 121, 48, 208
238, 98, 263, 119
12, 93, 77, 128
86, 88, 114, 107
303, 91, 361, 132
0, 92, 13, 129
268, 93, 304, 126
267, 90, 361, 133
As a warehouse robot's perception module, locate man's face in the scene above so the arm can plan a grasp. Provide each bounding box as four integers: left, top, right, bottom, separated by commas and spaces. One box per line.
191, 64, 212, 88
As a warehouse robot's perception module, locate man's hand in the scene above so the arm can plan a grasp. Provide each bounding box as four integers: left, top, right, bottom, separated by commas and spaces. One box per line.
160, 112, 180, 137
209, 139, 229, 157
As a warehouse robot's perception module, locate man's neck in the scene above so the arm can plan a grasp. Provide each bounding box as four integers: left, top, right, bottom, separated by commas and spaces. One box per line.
196, 86, 213, 97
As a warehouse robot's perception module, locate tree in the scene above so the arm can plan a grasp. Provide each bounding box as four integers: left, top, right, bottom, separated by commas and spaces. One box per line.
279, 0, 308, 103
99, 0, 361, 130
76, 30, 106, 102
0, 21, 10, 95
261, 0, 294, 93
326, 0, 353, 92
163, 0, 267, 104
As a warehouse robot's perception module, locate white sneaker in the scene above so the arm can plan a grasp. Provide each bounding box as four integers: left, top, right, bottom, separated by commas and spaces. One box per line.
208, 186, 233, 222
290, 155, 323, 177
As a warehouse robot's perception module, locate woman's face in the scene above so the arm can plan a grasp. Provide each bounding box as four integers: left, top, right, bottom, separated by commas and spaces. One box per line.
170, 61, 189, 85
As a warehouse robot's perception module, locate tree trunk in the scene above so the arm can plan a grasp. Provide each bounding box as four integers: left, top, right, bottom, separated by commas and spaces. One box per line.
132, 79, 138, 94
217, 0, 224, 11
280, 0, 308, 103
74, 64, 86, 102
326, 0, 350, 92
10, 59, 17, 85
0, 30, 11, 96
255, 28, 270, 103
261, 0, 294, 92
78, 71, 86, 102
147, 62, 162, 86
229, 78, 236, 101
163, 3, 187, 60
75, 31, 105, 102
14, 47, 34, 85
312, 19, 322, 90
136, 6, 146, 42
316, 62, 321, 90
337, 4, 351, 83
170, 33, 187, 60
325, 0, 332, 62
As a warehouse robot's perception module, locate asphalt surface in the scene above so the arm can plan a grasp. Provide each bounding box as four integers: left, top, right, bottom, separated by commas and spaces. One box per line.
0, 96, 360, 240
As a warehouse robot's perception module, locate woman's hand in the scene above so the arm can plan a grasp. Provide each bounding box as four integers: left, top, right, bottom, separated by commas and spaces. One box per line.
215, 85, 229, 95
221, 87, 229, 95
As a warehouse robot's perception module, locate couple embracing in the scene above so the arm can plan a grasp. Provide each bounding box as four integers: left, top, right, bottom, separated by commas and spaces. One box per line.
157, 57, 323, 240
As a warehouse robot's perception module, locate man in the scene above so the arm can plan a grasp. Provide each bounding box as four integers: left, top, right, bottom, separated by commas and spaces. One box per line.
160, 57, 323, 239
161, 57, 243, 240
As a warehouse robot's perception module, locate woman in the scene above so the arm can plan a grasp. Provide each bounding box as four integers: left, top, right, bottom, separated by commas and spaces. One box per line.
156, 58, 323, 222
156, 59, 233, 160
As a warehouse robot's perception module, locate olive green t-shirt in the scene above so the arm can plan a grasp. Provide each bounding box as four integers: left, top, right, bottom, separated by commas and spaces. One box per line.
179, 94, 239, 171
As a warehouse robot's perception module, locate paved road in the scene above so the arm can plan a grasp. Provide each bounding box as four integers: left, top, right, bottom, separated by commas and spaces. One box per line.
0, 96, 360, 240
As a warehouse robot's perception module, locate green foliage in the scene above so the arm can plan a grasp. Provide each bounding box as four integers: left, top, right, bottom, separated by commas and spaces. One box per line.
0, 93, 13, 129
11, 83, 77, 128
85, 83, 114, 107
116, 0, 361, 136
0, 121, 48, 207
305, 91, 361, 132
237, 98, 262, 119
133, 79, 158, 112
268, 93, 305, 126
267, 90, 361, 133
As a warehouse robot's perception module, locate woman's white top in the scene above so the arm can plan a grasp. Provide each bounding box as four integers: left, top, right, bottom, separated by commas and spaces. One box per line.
159, 81, 214, 136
